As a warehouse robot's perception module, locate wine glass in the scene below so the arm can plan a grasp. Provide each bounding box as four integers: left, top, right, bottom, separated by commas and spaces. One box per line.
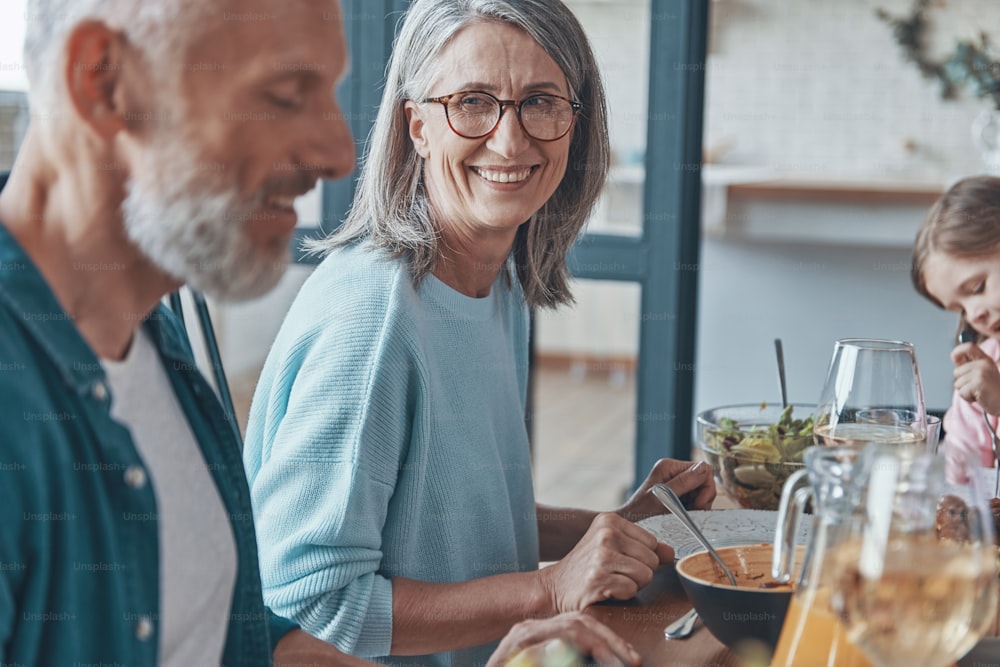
831, 445, 998, 667
813, 338, 927, 448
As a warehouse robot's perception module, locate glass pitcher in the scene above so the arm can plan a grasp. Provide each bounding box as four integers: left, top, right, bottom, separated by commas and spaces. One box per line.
828, 445, 997, 667
770, 446, 873, 667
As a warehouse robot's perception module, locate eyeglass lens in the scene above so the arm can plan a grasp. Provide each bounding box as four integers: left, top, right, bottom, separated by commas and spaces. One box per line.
446, 92, 575, 140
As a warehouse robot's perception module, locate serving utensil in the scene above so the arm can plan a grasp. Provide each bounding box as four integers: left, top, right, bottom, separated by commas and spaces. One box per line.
663, 607, 699, 639
774, 338, 788, 409
958, 324, 1000, 497
650, 484, 737, 585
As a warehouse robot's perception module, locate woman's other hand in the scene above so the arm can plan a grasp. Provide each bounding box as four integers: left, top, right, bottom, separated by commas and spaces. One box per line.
486, 612, 641, 667
616, 459, 716, 523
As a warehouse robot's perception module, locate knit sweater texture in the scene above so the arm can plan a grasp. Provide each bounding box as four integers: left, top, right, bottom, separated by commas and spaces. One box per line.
243, 242, 539, 666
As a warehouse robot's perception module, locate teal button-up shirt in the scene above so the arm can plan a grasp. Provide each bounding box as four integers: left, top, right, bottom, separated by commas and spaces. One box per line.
0, 189, 296, 663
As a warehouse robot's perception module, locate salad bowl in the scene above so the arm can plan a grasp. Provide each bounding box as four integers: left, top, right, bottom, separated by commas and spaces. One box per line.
695, 403, 814, 511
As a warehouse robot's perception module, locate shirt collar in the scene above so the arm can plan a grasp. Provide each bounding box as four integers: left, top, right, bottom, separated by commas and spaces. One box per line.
0, 219, 105, 395
0, 173, 194, 393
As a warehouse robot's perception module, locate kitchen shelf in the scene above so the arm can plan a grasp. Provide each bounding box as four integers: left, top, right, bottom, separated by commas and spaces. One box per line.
726, 179, 943, 206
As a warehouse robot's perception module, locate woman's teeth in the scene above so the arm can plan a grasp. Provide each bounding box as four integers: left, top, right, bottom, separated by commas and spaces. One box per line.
473, 167, 532, 183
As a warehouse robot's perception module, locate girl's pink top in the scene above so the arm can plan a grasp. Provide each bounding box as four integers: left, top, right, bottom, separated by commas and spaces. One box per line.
944, 337, 1000, 478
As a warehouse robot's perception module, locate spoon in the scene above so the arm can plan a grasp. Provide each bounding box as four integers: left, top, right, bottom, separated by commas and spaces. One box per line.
774, 338, 788, 409
650, 483, 738, 585
663, 607, 699, 640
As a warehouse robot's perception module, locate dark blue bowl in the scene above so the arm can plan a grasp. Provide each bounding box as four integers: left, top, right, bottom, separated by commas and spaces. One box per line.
675, 544, 797, 653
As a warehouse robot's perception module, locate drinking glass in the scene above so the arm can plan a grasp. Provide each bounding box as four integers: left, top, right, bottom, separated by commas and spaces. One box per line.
813, 339, 927, 448
831, 445, 998, 667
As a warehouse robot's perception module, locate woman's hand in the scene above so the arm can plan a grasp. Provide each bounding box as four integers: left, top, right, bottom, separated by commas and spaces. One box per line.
616, 459, 716, 523
537, 512, 670, 612
486, 612, 641, 667
952, 342, 1000, 416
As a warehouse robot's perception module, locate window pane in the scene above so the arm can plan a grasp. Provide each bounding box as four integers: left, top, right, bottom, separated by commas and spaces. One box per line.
566, 0, 649, 237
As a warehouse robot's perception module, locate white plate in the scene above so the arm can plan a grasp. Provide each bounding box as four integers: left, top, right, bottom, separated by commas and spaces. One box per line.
637, 509, 810, 558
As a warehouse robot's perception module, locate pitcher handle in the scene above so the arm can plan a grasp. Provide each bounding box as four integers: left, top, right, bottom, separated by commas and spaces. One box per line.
772, 467, 811, 582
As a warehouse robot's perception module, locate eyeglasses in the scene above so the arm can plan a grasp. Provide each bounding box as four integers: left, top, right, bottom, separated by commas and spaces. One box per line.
421, 90, 582, 142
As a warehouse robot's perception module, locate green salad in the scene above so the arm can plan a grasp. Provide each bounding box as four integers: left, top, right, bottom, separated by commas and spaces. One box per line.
708, 404, 813, 464
703, 404, 814, 509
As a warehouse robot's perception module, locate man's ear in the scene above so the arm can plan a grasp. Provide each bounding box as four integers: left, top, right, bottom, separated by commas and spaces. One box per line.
404, 100, 430, 159
63, 20, 129, 139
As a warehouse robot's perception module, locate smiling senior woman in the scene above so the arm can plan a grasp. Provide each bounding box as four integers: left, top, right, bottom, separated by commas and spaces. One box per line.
242, 0, 714, 665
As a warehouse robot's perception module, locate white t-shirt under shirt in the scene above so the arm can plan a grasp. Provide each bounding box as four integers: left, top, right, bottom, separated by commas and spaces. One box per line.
103, 328, 237, 666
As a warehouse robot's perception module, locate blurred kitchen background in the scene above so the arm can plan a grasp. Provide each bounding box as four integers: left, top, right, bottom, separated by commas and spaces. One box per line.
1, 0, 996, 507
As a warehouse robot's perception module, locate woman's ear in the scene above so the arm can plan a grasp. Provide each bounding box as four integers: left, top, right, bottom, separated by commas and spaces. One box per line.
404, 100, 430, 159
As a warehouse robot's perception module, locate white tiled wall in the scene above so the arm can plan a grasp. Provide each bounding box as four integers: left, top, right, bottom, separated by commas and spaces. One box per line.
703, 0, 998, 180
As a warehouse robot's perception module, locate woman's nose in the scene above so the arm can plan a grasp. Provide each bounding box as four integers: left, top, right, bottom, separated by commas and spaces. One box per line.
486, 106, 531, 158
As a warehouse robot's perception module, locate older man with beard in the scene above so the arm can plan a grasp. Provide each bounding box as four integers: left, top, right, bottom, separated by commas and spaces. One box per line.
0, 0, 643, 665
0, 0, 368, 663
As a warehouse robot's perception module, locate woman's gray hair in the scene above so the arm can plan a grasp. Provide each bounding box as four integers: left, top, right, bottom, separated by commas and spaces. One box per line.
310, 0, 611, 309
23, 0, 211, 120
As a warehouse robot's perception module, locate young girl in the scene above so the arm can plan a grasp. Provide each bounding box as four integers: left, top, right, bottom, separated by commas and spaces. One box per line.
912, 175, 1000, 473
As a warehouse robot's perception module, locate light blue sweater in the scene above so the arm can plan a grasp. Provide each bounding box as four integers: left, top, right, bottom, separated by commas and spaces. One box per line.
243, 242, 539, 666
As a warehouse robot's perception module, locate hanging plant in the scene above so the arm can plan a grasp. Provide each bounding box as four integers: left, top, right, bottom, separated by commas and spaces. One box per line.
877, 0, 1000, 109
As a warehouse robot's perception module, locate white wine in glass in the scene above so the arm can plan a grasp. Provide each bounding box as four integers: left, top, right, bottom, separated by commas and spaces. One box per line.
813, 339, 928, 450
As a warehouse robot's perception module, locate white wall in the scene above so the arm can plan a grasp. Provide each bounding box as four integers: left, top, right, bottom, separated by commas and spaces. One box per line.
695, 239, 957, 412
0, 0, 28, 92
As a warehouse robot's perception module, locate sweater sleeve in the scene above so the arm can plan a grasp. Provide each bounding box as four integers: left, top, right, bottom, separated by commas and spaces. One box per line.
244, 282, 420, 658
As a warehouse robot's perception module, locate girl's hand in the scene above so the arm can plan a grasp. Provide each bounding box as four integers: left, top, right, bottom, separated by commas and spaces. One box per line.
952, 342, 1000, 416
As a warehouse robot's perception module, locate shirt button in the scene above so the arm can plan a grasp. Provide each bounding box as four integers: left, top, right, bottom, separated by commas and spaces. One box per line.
124, 466, 146, 489
91, 381, 108, 402
135, 616, 154, 641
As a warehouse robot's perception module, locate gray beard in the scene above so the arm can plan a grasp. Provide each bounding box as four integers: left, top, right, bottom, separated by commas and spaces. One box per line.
121, 134, 289, 302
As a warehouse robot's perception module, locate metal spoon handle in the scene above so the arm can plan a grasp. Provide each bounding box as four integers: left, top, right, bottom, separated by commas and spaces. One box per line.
651, 484, 738, 585
982, 410, 1000, 497
774, 338, 788, 409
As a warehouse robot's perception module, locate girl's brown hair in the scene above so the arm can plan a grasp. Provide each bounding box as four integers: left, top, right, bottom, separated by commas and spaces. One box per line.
912, 175, 1000, 308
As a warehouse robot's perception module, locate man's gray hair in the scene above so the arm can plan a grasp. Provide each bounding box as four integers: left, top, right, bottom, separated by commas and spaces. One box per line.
23, 0, 211, 117
311, 0, 610, 309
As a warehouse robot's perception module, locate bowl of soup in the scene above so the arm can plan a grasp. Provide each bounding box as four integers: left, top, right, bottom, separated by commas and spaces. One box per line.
675, 543, 801, 654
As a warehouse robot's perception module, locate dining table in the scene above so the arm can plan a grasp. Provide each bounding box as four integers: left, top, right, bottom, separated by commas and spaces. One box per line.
584, 491, 747, 666
586, 488, 1000, 667
586, 564, 744, 667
